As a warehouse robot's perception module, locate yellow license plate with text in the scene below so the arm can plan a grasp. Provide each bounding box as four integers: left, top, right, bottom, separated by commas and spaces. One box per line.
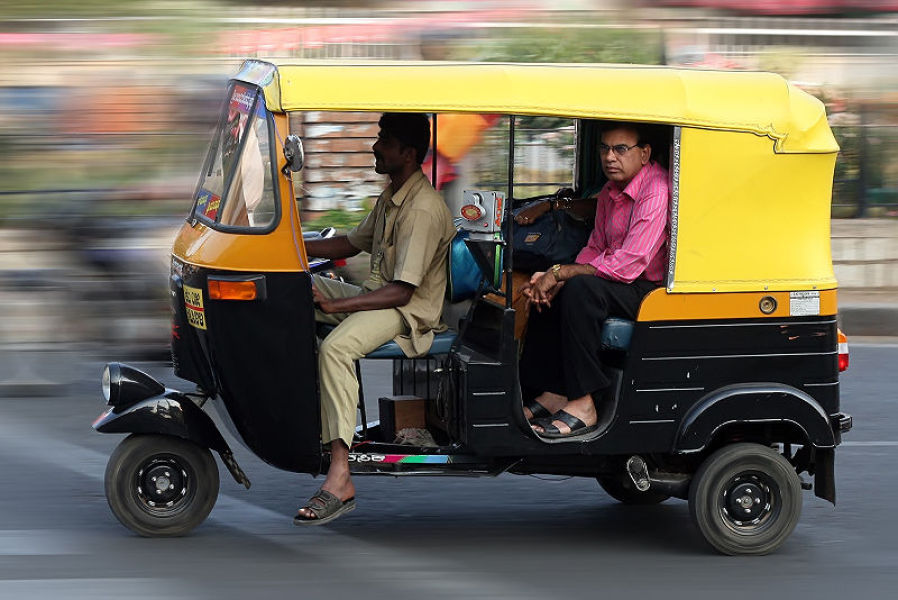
183, 285, 207, 330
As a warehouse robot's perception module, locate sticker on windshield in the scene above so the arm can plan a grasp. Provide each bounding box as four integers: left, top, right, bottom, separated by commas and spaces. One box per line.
196, 190, 220, 221
789, 291, 820, 317
183, 285, 207, 330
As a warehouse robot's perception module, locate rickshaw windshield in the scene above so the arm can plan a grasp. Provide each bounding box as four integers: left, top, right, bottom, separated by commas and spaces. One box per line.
191, 83, 278, 230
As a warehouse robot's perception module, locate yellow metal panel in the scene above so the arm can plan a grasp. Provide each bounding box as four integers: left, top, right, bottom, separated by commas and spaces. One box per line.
671, 128, 837, 293
637, 288, 837, 321
240, 60, 838, 154
172, 219, 304, 273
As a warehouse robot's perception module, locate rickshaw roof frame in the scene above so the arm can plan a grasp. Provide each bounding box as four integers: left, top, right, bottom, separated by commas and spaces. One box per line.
233, 59, 838, 155
219, 58, 839, 294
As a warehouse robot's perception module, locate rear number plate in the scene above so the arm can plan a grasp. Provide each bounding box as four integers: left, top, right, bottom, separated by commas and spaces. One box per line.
183, 285, 207, 330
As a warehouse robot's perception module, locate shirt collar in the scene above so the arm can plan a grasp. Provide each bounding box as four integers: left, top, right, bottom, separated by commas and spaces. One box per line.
386, 169, 426, 207
614, 161, 654, 202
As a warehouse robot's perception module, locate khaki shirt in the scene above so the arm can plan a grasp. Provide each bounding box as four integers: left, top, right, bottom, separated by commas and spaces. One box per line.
347, 169, 456, 357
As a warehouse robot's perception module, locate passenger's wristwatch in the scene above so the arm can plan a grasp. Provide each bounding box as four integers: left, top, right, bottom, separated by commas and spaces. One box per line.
550, 263, 563, 281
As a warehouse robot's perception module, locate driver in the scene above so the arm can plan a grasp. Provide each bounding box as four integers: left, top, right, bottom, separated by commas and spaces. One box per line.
295, 113, 455, 525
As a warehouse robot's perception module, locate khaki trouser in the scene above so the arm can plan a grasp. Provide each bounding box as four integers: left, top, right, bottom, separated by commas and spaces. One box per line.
312, 275, 407, 447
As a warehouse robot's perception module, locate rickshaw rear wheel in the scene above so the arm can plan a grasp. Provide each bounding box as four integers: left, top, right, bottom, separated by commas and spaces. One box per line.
596, 475, 670, 505
688, 443, 802, 556
105, 433, 219, 537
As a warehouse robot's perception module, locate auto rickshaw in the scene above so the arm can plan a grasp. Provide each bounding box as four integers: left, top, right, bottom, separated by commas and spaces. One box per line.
93, 59, 852, 555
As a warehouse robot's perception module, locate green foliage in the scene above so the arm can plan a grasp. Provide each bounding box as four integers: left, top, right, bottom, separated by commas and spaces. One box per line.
310, 204, 371, 233
474, 25, 663, 130
476, 25, 663, 66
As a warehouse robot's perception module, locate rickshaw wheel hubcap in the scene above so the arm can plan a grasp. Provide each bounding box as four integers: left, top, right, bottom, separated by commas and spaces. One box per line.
720, 472, 776, 529
136, 457, 189, 510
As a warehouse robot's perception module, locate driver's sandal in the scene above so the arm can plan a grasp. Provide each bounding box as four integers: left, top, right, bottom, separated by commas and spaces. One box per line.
534, 409, 598, 439
293, 488, 356, 526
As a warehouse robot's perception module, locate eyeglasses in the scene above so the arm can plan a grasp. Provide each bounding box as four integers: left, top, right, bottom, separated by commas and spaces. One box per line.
599, 143, 642, 157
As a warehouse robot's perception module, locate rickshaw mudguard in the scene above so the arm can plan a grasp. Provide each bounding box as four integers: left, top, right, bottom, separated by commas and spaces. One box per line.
675, 383, 837, 453
93, 391, 250, 488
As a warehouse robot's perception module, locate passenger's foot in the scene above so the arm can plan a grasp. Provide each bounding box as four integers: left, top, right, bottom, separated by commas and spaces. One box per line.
531, 395, 597, 438
523, 391, 567, 421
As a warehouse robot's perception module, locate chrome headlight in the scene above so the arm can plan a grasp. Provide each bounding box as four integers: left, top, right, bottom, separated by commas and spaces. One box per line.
101, 365, 111, 402
102, 362, 166, 409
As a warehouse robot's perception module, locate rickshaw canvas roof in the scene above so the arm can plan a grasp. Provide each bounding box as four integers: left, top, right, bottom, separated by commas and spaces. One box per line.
235, 59, 837, 155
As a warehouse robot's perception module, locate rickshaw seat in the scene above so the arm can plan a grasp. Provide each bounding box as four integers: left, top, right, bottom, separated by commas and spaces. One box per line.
600, 317, 634, 351
365, 329, 457, 359
319, 319, 629, 355
316, 324, 457, 359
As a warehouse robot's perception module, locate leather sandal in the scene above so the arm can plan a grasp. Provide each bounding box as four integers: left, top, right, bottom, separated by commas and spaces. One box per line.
293, 488, 356, 526
524, 399, 552, 421
534, 409, 598, 439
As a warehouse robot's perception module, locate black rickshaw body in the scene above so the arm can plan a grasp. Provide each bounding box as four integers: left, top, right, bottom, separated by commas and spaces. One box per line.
93, 60, 852, 553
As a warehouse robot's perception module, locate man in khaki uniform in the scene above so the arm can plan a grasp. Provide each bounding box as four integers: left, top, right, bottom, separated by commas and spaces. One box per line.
295, 113, 455, 525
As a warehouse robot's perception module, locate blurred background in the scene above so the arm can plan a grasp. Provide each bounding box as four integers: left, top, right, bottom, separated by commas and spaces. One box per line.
1, 0, 896, 393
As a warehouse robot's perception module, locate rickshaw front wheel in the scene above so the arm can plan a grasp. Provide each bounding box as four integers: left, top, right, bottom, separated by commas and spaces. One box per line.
105, 433, 219, 537
689, 443, 802, 556
596, 475, 670, 505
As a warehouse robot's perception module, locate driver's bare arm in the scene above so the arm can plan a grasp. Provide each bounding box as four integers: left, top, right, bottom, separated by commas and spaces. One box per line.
304, 235, 362, 261
313, 281, 415, 314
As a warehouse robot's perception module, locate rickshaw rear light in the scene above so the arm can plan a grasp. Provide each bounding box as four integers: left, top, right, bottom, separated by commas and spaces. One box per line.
208, 279, 257, 301
838, 330, 849, 372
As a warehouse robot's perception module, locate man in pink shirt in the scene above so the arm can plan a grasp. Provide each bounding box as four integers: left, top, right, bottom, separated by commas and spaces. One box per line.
520, 121, 669, 438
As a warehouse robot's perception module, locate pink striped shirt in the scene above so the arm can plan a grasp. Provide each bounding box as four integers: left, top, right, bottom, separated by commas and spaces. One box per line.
575, 160, 670, 284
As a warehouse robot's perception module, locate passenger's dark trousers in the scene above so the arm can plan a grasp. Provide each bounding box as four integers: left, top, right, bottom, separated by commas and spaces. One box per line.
519, 275, 658, 399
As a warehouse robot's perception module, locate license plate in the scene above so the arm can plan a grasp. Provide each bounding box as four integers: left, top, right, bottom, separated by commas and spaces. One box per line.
183, 285, 207, 330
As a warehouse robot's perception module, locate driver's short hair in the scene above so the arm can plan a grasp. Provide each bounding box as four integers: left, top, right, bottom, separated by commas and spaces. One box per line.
379, 113, 431, 165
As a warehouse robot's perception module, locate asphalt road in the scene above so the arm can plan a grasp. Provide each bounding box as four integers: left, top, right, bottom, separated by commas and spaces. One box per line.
0, 344, 896, 600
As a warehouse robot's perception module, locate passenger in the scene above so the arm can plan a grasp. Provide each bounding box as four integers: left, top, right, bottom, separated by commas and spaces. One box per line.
519, 121, 669, 438
295, 113, 456, 524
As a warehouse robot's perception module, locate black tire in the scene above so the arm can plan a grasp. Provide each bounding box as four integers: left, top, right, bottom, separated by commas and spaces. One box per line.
597, 475, 670, 505
688, 443, 802, 556
104, 434, 219, 537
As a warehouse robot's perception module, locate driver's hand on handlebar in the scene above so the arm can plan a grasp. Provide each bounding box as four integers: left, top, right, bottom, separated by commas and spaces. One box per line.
311, 284, 337, 314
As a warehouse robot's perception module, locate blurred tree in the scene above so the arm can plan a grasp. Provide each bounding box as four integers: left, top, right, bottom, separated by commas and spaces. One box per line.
0, 0, 167, 17
476, 25, 662, 66
472, 25, 663, 130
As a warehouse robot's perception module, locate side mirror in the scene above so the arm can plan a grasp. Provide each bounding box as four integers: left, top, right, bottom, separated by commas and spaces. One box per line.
283, 134, 304, 173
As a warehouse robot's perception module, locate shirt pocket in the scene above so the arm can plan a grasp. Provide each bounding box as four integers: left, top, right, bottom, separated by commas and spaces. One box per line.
380, 243, 396, 282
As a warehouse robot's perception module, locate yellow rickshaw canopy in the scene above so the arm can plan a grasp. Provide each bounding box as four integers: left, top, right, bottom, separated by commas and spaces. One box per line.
235, 59, 837, 155
227, 59, 838, 295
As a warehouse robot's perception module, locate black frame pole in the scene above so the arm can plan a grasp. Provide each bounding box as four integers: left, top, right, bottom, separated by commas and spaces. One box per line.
431, 113, 438, 188
505, 115, 515, 309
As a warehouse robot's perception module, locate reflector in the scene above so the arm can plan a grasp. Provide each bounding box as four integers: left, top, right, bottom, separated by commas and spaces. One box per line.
837, 330, 849, 372
208, 279, 257, 301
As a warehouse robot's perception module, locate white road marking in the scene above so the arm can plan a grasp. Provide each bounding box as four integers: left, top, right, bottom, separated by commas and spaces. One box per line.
0, 413, 542, 599
0, 530, 84, 556
841, 441, 898, 447
0, 579, 200, 599
846, 341, 898, 348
